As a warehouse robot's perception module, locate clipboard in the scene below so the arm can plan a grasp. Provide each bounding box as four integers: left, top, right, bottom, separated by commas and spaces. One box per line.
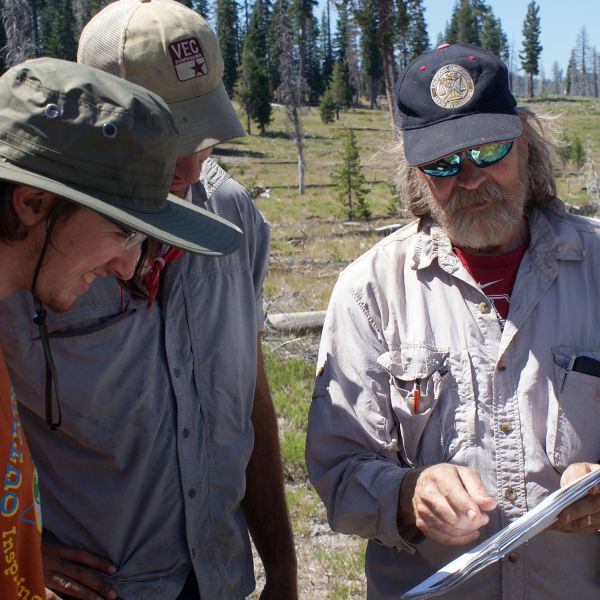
401, 467, 600, 599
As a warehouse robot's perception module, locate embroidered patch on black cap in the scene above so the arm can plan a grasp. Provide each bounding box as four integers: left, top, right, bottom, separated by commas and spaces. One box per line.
430, 64, 474, 109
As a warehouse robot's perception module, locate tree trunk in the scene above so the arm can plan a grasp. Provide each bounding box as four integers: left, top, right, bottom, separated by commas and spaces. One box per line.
376, 0, 401, 137
289, 106, 305, 194
2, 0, 37, 67
528, 72, 534, 99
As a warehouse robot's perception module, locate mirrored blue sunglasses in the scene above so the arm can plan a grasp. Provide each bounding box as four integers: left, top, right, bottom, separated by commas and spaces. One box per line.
418, 141, 514, 177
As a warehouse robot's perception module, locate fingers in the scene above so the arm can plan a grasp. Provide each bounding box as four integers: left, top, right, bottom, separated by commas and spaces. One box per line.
411, 464, 494, 545
43, 541, 117, 574
46, 571, 116, 600
43, 541, 117, 600
458, 468, 498, 511
560, 462, 600, 492
553, 491, 600, 533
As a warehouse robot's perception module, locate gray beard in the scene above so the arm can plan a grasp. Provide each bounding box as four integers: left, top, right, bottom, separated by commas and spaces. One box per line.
424, 167, 528, 251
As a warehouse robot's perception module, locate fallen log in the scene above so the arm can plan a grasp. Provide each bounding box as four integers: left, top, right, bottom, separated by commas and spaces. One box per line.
266, 310, 326, 332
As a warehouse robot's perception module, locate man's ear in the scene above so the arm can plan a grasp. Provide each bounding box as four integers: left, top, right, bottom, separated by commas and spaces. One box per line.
10, 185, 56, 228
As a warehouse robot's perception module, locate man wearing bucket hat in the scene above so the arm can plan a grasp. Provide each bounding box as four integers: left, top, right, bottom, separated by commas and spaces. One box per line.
0, 1, 296, 599
0, 55, 240, 600
306, 43, 600, 599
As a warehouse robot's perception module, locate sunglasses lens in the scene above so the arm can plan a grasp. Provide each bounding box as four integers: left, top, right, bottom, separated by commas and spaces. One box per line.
420, 154, 461, 177
470, 141, 513, 167
419, 140, 514, 177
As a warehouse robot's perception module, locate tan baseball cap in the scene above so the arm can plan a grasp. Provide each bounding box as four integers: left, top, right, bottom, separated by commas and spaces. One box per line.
0, 57, 241, 255
77, 0, 245, 156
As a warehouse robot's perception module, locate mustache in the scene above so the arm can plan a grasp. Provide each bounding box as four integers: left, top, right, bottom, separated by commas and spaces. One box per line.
447, 180, 511, 211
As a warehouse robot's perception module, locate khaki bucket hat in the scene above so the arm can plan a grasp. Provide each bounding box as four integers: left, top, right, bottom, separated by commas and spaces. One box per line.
0, 57, 241, 255
78, 0, 245, 155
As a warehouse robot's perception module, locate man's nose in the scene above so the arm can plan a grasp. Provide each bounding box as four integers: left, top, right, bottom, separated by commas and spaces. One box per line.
456, 157, 486, 190
173, 154, 201, 185
108, 246, 141, 281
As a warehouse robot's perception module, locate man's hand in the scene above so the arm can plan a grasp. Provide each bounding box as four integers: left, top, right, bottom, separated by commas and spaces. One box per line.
43, 540, 117, 600
552, 462, 600, 533
399, 464, 497, 546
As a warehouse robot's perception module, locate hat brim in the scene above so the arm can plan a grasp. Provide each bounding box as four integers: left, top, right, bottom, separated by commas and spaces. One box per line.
403, 112, 522, 166
0, 158, 242, 255
170, 81, 245, 155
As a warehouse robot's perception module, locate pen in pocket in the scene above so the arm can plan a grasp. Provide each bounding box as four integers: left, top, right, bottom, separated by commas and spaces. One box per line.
412, 378, 421, 413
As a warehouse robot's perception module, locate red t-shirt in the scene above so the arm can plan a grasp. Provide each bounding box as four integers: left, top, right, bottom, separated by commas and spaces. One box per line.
454, 240, 529, 326
0, 352, 45, 599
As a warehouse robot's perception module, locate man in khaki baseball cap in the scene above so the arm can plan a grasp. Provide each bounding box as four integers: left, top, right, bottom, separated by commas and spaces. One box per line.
1, 2, 297, 600
78, 0, 245, 157
0, 55, 241, 600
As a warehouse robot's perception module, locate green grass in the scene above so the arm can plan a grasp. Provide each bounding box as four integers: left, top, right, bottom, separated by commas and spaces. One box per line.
263, 347, 314, 480
314, 541, 368, 599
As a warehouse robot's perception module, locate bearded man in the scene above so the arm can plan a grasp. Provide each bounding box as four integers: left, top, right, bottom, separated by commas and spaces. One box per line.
305, 43, 600, 599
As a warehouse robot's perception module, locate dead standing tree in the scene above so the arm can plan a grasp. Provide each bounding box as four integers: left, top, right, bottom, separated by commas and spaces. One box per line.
275, 5, 307, 194
2, 0, 39, 67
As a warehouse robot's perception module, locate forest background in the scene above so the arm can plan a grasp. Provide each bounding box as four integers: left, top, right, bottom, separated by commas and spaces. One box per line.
2, 1, 600, 598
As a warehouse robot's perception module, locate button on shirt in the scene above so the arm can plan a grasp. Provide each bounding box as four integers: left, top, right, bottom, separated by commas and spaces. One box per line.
0, 159, 270, 599
306, 198, 600, 600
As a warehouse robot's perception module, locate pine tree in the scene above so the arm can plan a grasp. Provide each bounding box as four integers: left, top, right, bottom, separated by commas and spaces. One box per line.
178, 0, 210, 14
520, 0, 542, 99
319, 85, 335, 123
216, 0, 240, 96
446, 0, 479, 45
405, 0, 430, 60
376, 0, 401, 131
332, 129, 371, 220
329, 61, 347, 119
551, 61, 563, 95
565, 50, 576, 96
481, 14, 508, 61
333, 1, 353, 107
72, 1, 110, 39
39, 0, 77, 60
304, 13, 323, 102
290, 0, 321, 102
320, 1, 334, 85
239, 0, 272, 134
355, 0, 382, 109
268, 0, 287, 93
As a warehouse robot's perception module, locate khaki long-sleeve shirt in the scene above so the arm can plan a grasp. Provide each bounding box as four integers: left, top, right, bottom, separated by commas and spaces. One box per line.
306, 198, 600, 599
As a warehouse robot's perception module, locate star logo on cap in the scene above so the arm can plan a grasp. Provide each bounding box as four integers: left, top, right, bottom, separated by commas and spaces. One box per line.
430, 64, 474, 109
192, 59, 207, 77
168, 37, 209, 82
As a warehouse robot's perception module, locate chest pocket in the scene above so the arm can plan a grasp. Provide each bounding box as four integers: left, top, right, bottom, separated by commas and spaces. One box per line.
378, 346, 454, 467
549, 348, 600, 471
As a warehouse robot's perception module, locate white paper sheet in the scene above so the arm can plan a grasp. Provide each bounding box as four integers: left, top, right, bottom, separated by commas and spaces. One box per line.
401, 467, 600, 599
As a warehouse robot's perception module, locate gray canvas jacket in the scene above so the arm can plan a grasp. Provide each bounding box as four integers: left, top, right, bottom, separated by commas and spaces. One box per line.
0, 158, 270, 599
306, 198, 600, 599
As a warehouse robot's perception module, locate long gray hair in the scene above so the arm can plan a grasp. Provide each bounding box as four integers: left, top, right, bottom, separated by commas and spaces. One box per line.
391, 107, 558, 217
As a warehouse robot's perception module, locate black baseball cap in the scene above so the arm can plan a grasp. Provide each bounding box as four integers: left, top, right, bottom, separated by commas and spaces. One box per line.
397, 43, 521, 166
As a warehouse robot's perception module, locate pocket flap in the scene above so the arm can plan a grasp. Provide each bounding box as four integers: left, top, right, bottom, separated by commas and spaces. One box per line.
377, 346, 449, 381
